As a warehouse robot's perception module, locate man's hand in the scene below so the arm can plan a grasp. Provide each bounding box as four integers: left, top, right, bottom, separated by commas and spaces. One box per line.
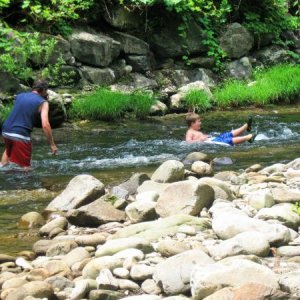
51, 144, 58, 155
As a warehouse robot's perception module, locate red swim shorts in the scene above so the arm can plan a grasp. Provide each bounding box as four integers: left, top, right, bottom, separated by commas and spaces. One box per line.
3, 137, 32, 167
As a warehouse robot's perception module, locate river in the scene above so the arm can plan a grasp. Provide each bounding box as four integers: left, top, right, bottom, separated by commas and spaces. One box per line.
0, 107, 299, 254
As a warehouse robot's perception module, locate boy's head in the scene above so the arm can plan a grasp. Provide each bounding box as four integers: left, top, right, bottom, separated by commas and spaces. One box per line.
186, 113, 201, 130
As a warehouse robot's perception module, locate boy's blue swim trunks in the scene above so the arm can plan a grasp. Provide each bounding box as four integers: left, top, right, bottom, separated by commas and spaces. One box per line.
212, 131, 233, 145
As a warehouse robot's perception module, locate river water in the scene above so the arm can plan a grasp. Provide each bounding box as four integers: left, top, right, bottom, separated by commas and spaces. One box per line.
0, 107, 299, 254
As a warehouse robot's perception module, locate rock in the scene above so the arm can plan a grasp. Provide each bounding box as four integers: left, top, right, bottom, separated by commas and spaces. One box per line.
125, 201, 157, 223
153, 249, 214, 295
70, 278, 97, 300
206, 231, 270, 260
67, 197, 126, 226
277, 246, 300, 257
255, 203, 300, 230
270, 186, 300, 203
64, 247, 91, 267
126, 55, 152, 73
137, 180, 169, 195
0, 254, 15, 263
183, 152, 209, 164
149, 17, 206, 58
120, 296, 161, 300
118, 279, 140, 290
244, 189, 275, 209
33, 239, 67, 255
130, 264, 154, 281
136, 191, 159, 202
141, 279, 162, 295
96, 268, 119, 290
113, 248, 144, 261
226, 56, 253, 80
191, 259, 279, 299
26, 268, 50, 281
149, 100, 168, 116
220, 23, 254, 58
151, 160, 185, 183
39, 216, 68, 236
46, 174, 105, 211
112, 32, 150, 55
191, 161, 213, 176
75, 233, 107, 247
45, 276, 74, 291
252, 45, 291, 66
81, 66, 115, 85
89, 289, 124, 300
14, 281, 54, 299
42, 259, 71, 277
211, 204, 291, 246
212, 157, 234, 165
15, 257, 33, 270
95, 237, 153, 257
82, 256, 123, 279
155, 180, 214, 217
0, 71, 22, 94
113, 267, 130, 279
19, 212, 45, 229
70, 31, 120, 67
111, 214, 210, 242
2, 278, 28, 290
157, 240, 191, 257
199, 177, 234, 201
279, 271, 300, 296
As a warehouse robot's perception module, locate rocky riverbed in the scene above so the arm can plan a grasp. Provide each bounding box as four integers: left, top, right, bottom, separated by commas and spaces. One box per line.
1, 155, 300, 300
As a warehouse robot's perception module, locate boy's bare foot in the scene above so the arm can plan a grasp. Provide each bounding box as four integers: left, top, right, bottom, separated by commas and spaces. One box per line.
248, 131, 258, 143
247, 116, 253, 132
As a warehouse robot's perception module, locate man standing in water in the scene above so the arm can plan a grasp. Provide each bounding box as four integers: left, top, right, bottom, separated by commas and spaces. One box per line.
0, 79, 58, 169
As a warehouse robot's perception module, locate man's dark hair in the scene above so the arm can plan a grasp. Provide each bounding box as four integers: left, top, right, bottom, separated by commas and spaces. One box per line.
32, 79, 49, 91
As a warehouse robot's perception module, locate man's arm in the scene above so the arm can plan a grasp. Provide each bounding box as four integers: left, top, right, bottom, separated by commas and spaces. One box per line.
40, 102, 58, 155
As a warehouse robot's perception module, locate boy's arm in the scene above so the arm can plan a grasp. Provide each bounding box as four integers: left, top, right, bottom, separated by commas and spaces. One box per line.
186, 130, 195, 142
40, 102, 58, 155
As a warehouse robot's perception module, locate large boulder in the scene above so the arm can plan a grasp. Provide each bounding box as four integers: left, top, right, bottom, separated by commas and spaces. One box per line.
67, 196, 126, 227
155, 180, 214, 217
69, 31, 121, 67
191, 258, 279, 299
0, 71, 22, 94
81, 66, 115, 85
151, 160, 185, 183
125, 200, 158, 223
153, 249, 214, 295
252, 45, 291, 66
220, 23, 254, 58
149, 17, 207, 58
226, 56, 253, 80
45, 174, 105, 212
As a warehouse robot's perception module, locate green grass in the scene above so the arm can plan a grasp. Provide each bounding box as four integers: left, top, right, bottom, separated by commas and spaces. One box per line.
184, 89, 212, 112
69, 88, 155, 121
214, 64, 300, 108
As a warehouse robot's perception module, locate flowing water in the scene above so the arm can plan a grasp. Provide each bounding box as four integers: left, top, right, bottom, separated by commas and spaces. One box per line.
0, 107, 299, 254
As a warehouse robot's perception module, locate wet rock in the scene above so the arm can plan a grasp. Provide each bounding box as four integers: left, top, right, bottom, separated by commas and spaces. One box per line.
191, 259, 279, 299
19, 212, 45, 229
46, 174, 105, 211
155, 180, 214, 217
153, 249, 214, 295
212, 157, 234, 165
183, 152, 209, 164
39, 216, 68, 236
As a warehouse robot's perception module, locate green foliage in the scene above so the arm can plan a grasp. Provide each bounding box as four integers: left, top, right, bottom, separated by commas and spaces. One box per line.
293, 201, 300, 215
0, 103, 12, 124
0, 28, 57, 82
69, 88, 155, 121
184, 89, 212, 112
213, 64, 300, 107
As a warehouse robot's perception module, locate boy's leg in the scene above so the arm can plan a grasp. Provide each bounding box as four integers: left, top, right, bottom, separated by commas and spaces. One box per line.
0, 150, 9, 167
231, 124, 247, 137
232, 133, 255, 144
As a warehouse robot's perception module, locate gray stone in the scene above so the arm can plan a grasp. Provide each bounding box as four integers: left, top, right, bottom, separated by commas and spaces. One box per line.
45, 276, 74, 291
244, 188, 275, 209
277, 246, 300, 257
220, 23, 254, 58
112, 31, 150, 54
125, 201, 157, 223
130, 264, 154, 280
64, 247, 91, 267
279, 271, 300, 296
191, 259, 279, 299
0, 71, 22, 94
137, 180, 169, 196
39, 216, 68, 236
153, 249, 214, 295
157, 240, 191, 257
156, 180, 214, 217
149, 100, 168, 116
70, 31, 121, 67
252, 45, 291, 66
81, 66, 115, 85
46, 240, 78, 257
141, 279, 162, 295
226, 57, 253, 80
96, 268, 119, 290
183, 152, 209, 164
151, 160, 185, 183
118, 279, 140, 290
67, 197, 126, 227
191, 161, 213, 176
126, 55, 152, 73
89, 289, 124, 300
19, 212, 45, 229
75, 233, 107, 247
46, 174, 105, 211
270, 187, 300, 203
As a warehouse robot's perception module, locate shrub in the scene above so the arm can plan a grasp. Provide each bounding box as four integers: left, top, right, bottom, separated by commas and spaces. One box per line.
69, 88, 155, 121
184, 89, 212, 112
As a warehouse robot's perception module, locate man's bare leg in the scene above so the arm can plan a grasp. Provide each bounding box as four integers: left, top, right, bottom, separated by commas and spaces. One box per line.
0, 150, 9, 167
231, 124, 248, 137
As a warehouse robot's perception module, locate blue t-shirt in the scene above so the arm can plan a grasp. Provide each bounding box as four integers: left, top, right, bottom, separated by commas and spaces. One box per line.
2, 92, 45, 138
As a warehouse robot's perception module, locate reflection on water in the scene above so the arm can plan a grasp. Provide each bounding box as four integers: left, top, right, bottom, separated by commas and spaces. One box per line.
0, 110, 299, 254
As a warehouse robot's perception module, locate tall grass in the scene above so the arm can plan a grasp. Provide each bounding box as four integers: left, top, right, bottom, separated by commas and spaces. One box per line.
69, 89, 155, 121
184, 89, 212, 112
214, 64, 300, 107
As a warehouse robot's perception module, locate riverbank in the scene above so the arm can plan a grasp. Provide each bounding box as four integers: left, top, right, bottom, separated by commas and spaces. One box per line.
0, 157, 300, 299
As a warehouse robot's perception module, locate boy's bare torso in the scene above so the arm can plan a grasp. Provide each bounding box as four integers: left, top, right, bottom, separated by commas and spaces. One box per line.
186, 129, 208, 142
